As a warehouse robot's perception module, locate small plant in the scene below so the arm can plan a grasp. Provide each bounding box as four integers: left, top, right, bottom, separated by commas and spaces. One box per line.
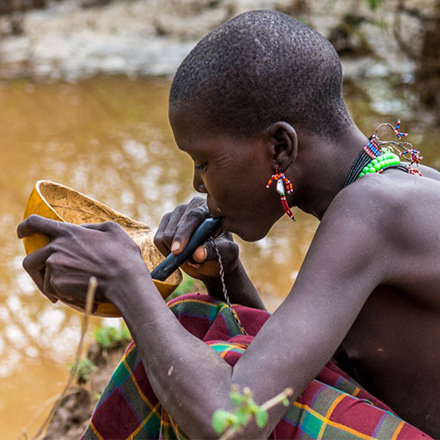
70, 358, 97, 385
94, 324, 131, 349
212, 384, 293, 439
364, 0, 381, 10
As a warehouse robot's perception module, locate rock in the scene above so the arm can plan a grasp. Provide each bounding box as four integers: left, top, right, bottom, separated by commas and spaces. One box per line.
44, 387, 92, 440
152, 0, 236, 40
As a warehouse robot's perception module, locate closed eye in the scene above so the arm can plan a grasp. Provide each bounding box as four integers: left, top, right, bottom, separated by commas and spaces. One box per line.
196, 162, 208, 172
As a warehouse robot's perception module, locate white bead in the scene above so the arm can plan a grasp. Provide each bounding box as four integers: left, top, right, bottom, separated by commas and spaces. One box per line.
276, 179, 285, 196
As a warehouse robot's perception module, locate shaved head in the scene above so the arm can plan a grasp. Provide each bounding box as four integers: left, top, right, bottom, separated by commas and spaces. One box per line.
169, 10, 352, 139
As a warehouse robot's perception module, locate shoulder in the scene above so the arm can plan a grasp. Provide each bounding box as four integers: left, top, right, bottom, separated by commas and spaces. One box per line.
314, 172, 414, 276
321, 173, 402, 234
320, 168, 440, 266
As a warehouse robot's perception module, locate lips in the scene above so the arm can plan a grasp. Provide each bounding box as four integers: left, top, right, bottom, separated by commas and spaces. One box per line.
207, 198, 222, 217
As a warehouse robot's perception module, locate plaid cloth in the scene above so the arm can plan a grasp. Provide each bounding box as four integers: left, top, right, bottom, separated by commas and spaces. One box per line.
82, 293, 431, 440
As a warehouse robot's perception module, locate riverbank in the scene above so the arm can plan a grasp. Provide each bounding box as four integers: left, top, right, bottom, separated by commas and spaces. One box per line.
0, 0, 433, 82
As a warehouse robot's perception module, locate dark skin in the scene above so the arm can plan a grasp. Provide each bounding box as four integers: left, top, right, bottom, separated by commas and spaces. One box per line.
18, 103, 440, 438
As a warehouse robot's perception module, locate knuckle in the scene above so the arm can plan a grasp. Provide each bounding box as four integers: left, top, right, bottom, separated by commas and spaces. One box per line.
162, 229, 175, 245
27, 214, 41, 223
153, 231, 162, 247
102, 221, 125, 235
45, 254, 56, 269
186, 205, 208, 220
103, 221, 119, 230
204, 241, 218, 261
153, 231, 166, 250
189, 196, 206, 206
170, 204, 187, 218
161, 212, 172, 224
225, 242, 240, 260
22, 255, 32, 272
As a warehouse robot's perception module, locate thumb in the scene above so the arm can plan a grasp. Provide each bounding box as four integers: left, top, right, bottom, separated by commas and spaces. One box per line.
193, 245, 208, 263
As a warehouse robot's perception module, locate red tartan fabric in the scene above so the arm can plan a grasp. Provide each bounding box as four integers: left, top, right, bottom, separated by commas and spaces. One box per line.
82, 293, 431, 440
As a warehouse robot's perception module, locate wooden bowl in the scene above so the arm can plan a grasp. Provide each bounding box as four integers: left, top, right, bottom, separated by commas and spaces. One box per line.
23, 180, 182, 317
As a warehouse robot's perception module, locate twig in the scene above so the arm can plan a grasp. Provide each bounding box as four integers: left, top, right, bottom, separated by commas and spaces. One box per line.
219, 387, 293, 440
260, 387, 294, 412
21, 278, 97, 440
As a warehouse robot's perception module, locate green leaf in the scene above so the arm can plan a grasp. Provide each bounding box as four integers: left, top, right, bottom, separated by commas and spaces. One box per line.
249, 403, 260, 415
94, 324, 131, 349
212, 410, 232, 435
229, 390, 242, 407
235, 408, 248, 426
255, 409, 269, 428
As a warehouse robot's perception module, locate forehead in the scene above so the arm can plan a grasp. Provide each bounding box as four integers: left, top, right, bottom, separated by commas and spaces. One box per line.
169, 105, 268, 168
169, 104, 227, 152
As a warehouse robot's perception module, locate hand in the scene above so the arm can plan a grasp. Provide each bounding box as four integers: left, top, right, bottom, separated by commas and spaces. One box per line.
154, 197, 240, 283
17, 215, 149, 308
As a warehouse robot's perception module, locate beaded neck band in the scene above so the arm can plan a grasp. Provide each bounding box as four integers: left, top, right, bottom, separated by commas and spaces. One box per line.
343, 120, 423, 188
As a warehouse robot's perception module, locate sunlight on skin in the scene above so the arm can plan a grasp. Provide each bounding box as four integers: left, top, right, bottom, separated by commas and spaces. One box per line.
1, 76, 439, 438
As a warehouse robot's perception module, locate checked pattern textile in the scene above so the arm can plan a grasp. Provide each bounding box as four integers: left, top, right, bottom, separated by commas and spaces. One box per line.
82, 293, 431, 440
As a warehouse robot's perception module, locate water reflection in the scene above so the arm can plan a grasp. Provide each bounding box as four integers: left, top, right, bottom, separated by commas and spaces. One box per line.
0, 76, 439, 438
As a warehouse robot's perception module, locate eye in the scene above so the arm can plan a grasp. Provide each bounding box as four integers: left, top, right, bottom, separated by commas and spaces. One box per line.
196, 162, 208, 172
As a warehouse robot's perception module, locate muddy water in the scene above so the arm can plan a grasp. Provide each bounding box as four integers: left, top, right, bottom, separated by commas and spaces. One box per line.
0, 76, 439, 439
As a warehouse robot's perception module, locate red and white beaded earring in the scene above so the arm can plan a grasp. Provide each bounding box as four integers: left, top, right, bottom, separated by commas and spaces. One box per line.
266, 165, 295, 221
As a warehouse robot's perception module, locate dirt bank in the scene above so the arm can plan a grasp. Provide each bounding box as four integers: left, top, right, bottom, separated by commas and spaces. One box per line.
43, 341, 128, 440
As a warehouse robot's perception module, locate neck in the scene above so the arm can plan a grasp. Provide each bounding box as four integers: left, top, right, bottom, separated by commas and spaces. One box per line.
289, 127, 369, 220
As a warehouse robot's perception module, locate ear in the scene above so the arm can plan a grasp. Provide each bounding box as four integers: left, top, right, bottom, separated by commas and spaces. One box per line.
266, 122, 298, 169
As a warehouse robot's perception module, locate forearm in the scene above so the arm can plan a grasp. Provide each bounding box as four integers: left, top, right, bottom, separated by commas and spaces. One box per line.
202, 261, 266, 310
109, 269, 234, 438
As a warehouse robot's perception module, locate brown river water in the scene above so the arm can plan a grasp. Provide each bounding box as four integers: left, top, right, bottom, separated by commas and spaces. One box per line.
0, 75, 439, 438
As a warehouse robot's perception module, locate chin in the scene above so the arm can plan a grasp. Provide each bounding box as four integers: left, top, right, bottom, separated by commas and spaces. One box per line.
225, 218, 272, 242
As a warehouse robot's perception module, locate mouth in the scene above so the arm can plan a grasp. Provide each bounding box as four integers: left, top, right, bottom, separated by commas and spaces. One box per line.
207, 214, 226, 237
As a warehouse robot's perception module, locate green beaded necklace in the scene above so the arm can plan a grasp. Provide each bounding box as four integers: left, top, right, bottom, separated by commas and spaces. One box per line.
344, 120, 423, 189
358, 149, 401, 178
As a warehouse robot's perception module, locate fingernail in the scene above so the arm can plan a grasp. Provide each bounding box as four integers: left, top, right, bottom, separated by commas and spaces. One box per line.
194, 246, 207, 263
171, 241, 181, 253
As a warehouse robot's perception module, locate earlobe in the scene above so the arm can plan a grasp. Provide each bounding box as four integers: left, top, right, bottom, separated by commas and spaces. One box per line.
266, 121, 298, 168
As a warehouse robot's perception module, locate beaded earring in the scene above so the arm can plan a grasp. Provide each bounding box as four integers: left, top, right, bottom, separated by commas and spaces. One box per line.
266, 165, 296, 221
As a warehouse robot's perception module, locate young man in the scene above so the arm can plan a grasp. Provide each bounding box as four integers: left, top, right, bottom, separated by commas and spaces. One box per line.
18, 10, 438, 439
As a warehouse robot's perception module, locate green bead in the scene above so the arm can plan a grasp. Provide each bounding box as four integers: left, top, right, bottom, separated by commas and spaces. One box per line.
362, 166, 369, 174
374, 163, 381, 171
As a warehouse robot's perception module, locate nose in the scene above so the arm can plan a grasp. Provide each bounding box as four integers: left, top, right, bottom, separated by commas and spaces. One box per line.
193, 170, 207, 194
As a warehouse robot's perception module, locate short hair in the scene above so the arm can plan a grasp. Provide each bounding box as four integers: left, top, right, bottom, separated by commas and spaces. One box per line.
169, 10, 352, 139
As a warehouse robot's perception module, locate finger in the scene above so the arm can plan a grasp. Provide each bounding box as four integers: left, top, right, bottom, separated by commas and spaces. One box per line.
159, 204, 190, 252
22, 247, 59, 303
17, 215, 69, 240
81, 221, 124, 232
81, 222, 107, 230
172, 202, 210, 254
201, 237, 239, 264
42, 265, 60, 304
193, 245, 208, 263
154, 211, 173, 257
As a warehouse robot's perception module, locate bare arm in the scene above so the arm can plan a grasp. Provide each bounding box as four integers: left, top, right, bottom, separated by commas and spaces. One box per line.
114, 189, 387, 438
18, 190, 388, 439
